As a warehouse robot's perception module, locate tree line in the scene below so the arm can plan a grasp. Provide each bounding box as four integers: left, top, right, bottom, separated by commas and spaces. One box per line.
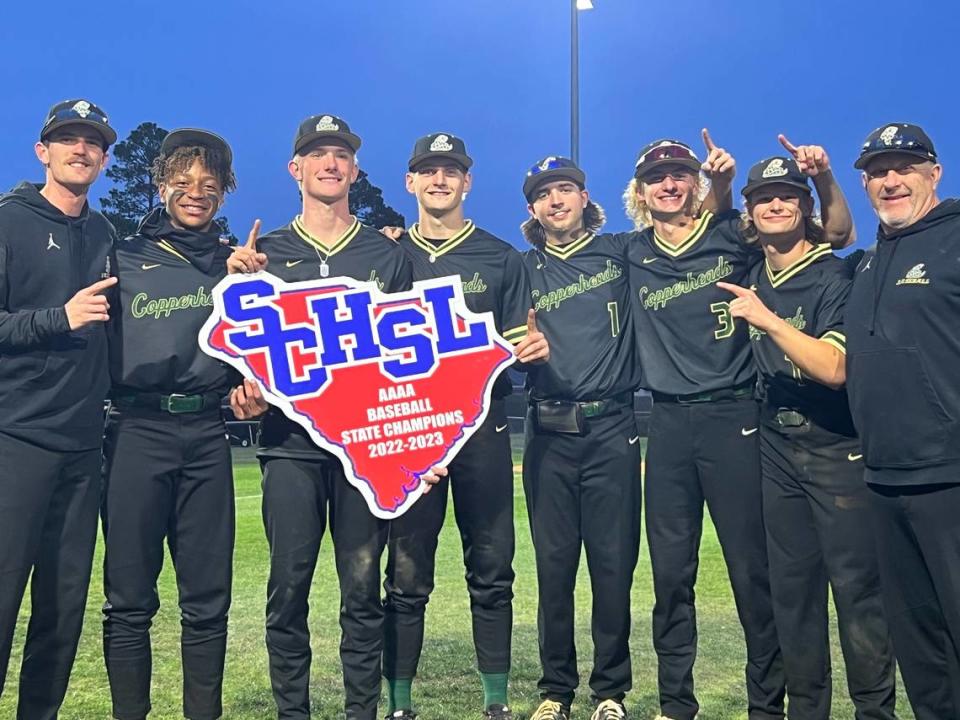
101, 122, 404, 240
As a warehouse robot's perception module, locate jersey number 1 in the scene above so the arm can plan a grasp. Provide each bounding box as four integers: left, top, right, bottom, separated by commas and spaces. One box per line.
607, 301, 620, 337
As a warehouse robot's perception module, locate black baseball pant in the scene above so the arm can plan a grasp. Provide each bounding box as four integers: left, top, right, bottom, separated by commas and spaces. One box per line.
261, 454, 389, 720
760, 415, 896, 720
0, 432, 100, 720
522, 406, 641, 707
867, 480, 960, 720
383, 398, 514, 680
645, 397, 785, 720
101, 406, 235, 720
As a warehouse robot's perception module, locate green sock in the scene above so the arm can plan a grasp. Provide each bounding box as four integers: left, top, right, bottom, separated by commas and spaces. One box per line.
387, 677, 413, 713
480, 671, 509, 708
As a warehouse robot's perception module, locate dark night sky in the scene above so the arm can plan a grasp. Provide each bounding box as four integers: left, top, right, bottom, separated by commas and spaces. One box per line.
2, 0, 958, 250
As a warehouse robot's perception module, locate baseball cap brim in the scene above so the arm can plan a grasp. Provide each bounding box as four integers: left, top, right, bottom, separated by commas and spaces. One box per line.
161, 128, 233, 165
294, 131, 362, 155
742, 178, 812, 198
854, 147, 936, 170
42, 118, 117, 148
409, 150, 473, 171
636, 156, 701, 179
524, 167, 586, 201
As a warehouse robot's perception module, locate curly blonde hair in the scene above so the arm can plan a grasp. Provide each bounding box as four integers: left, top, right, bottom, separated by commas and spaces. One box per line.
622, 174, 709, 231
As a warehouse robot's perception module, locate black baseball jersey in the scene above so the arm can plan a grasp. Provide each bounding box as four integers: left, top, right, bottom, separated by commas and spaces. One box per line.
0, 181, 116, 451
523, 232, 640, 400
628, 209, 761, 395
399, 220, 532, 398
109, 208, 236, 397
257, 216, 413, 459
748, 243, 855, 437
846, 199, 960, 486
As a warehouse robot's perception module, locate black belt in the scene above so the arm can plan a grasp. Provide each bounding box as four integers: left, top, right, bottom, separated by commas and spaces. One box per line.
112, 391, 223, 414
652, 380, 754, 405
532, 391, 633, 419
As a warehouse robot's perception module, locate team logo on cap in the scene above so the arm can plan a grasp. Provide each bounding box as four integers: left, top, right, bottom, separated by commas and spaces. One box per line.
429, 134, 453, 152
315, 115, 340, 132
880, 126, 900, 146
537, 156, 557, 172
72, 100, 92, 118
762, 158, 788, 178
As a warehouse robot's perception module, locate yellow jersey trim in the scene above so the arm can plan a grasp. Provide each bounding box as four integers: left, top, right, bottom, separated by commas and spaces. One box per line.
292, 216, 361, 256
652, 211, 714, 257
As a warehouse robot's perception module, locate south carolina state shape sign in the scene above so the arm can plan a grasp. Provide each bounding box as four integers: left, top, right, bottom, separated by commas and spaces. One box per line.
199, 272, 515, 518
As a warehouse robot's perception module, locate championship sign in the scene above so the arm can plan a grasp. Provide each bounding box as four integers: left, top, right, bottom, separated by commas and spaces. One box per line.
199, 272, 516, 518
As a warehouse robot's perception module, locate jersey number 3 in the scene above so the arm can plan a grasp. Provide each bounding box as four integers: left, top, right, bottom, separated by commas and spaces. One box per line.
709, 301, 736, 339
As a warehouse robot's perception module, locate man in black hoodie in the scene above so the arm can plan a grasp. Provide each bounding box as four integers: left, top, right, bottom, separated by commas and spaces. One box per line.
0, 99, 117, 719
846, 123, 960, 720
102, 128, 237, 720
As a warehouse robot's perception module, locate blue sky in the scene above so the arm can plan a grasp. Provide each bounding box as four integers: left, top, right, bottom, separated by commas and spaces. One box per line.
1, 0, 957, 250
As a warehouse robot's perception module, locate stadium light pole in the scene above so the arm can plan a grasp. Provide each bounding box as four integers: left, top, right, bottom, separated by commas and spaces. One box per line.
571, 0, 593, 164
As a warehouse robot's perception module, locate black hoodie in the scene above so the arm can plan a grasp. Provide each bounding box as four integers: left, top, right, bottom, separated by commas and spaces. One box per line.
845, 199, 960, 485
0, 181, 116, 451
109, 207, 236, 398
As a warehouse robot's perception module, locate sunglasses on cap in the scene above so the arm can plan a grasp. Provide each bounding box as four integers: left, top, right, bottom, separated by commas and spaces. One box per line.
527, 157, 577, 176
635, 143, 697, 167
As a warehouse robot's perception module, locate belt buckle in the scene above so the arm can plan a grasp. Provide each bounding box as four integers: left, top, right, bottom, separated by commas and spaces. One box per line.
776, 409, 806, 428
580, 400, 603, 418
164, 393, 202, 414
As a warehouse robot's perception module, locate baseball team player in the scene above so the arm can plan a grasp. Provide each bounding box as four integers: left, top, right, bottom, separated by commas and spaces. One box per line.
519, 156, 641, 720
101, 128, 239, 720
720, 150, 896, 719
228, 114, 414, 720
381, 132, 547, 720
846, 123, 960, 720
625, 135, 788, 720
0, 99, 118, 719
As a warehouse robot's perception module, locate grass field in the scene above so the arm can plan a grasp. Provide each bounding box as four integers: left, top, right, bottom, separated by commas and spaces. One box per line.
2, 445, 914, 719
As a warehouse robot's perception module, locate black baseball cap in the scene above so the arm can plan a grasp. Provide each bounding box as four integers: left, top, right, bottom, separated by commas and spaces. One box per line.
741, 156, 811, 198
634, 139, 700, 179
523, 156, 586, 201
293, 114, 362, 156
161, 128, 233, 166
409, 132, 473, 171
40, 99, 117, 148
854, 123, 937, 170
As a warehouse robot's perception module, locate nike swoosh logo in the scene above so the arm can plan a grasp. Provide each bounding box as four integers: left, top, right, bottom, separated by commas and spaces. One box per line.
141, 263, 160, 270
495, 424, 508, 433
848, 453, 863, 462
286, 260, 304, 267
741, 427, 758, 436
628, 436, 640, 445
642, 257, 658, 264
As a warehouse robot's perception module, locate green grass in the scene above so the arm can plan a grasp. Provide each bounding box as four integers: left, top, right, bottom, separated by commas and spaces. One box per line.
2, 445, 914, 719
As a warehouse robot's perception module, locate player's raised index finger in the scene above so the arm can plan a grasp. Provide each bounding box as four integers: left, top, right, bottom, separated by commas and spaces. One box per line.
526, 308, 538, 332
777, 133, 799, 156
245, 219, 262, 249
702, 127, 717, 152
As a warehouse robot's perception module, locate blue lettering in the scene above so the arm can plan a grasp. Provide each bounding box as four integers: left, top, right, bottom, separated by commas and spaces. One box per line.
310, 290, 381, 366
222, 280, 327, 396
424, 285, 489, 353
378, 307, 436, 379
